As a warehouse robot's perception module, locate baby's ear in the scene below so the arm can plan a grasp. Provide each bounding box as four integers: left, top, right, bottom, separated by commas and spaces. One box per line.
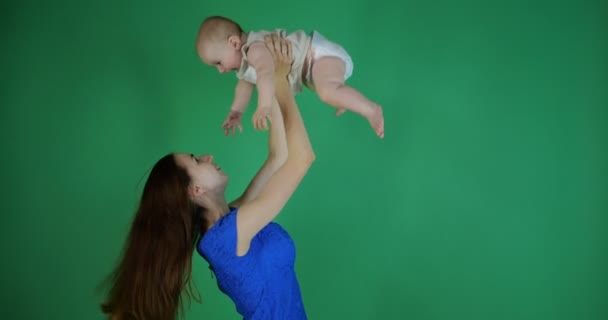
228, 35, 241, 49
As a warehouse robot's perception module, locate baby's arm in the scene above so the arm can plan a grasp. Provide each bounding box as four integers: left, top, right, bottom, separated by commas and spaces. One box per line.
222, 79, 254, 136
230, 79, 254, 113
246, 41, 276, 130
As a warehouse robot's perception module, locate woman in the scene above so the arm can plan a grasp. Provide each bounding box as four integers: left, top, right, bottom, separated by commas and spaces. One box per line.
100, 34, 315, 320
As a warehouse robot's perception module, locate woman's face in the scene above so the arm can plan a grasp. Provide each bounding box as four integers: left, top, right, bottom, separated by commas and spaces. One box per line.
174, 153, 228, 193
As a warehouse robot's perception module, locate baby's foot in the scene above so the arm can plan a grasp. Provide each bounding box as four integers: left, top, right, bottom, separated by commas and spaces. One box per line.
366, 104, 384, 139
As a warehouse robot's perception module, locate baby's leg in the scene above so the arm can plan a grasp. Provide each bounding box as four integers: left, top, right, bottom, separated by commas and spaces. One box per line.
311, 57, 384, 138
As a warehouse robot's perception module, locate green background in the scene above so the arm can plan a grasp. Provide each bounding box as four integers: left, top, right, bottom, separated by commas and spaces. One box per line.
2, 0, 606, 319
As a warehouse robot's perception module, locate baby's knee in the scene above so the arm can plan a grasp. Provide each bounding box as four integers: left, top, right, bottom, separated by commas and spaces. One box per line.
315, 82, 341, 103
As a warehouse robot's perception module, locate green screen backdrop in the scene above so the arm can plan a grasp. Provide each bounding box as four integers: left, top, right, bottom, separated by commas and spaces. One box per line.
1, 0, 607, 319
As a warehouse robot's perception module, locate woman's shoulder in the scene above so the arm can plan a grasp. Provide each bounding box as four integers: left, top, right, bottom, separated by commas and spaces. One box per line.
196, 208, 239, 258
205, 207, 239, 239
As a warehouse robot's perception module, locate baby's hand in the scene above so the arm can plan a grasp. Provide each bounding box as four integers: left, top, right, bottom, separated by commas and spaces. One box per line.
252, 105, 271, 131
222, 110, 243, 136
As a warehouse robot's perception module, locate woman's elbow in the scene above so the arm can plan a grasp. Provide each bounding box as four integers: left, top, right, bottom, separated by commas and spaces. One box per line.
290, 152, 315, 176
300, 149, 316, 166
268, 151, 288, 166
307, 150, 316, 164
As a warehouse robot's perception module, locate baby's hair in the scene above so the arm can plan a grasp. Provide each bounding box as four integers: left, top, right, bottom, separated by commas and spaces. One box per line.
197, 16, 243, 45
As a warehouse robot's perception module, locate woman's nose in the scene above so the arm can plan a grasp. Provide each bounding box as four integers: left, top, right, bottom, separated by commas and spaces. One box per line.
200, 155, 214, 162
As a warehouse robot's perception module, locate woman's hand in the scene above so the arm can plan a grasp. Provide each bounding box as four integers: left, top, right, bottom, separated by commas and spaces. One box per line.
264, 33, 293, 80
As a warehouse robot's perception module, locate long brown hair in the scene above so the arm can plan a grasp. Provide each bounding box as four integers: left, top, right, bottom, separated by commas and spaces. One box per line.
100, 154, 205, 320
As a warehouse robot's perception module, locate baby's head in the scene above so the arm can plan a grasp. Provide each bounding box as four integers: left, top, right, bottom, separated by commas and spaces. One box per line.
196, 16, 245, 73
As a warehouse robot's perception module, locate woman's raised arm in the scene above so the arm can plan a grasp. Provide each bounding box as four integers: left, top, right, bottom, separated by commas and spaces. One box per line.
235, 34, 316, 255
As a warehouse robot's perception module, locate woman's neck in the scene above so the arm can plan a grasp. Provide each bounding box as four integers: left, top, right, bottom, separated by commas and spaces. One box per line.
204, 192, 230, 226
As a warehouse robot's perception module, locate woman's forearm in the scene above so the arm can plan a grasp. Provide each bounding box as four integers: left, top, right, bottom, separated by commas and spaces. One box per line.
274, 75, 315, 163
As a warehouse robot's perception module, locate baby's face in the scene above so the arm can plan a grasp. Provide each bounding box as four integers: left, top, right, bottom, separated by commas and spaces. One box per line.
199, 39, 242, 74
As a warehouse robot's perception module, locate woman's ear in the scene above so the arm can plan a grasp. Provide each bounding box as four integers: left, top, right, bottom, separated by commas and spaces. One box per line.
189, 184, 207, 198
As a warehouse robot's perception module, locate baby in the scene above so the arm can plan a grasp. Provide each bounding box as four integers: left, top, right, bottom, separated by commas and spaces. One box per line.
195, 16, 384, 138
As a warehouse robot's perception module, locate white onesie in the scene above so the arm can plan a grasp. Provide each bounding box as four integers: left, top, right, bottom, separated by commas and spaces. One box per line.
236, 28, 354, 94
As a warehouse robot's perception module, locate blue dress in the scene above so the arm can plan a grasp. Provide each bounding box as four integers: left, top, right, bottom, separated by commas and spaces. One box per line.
196, 207, 307, 319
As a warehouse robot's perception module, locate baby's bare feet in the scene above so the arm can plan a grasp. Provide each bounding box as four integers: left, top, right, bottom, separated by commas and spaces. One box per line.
367, 104, 384, 139
366, 104, 384, 139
